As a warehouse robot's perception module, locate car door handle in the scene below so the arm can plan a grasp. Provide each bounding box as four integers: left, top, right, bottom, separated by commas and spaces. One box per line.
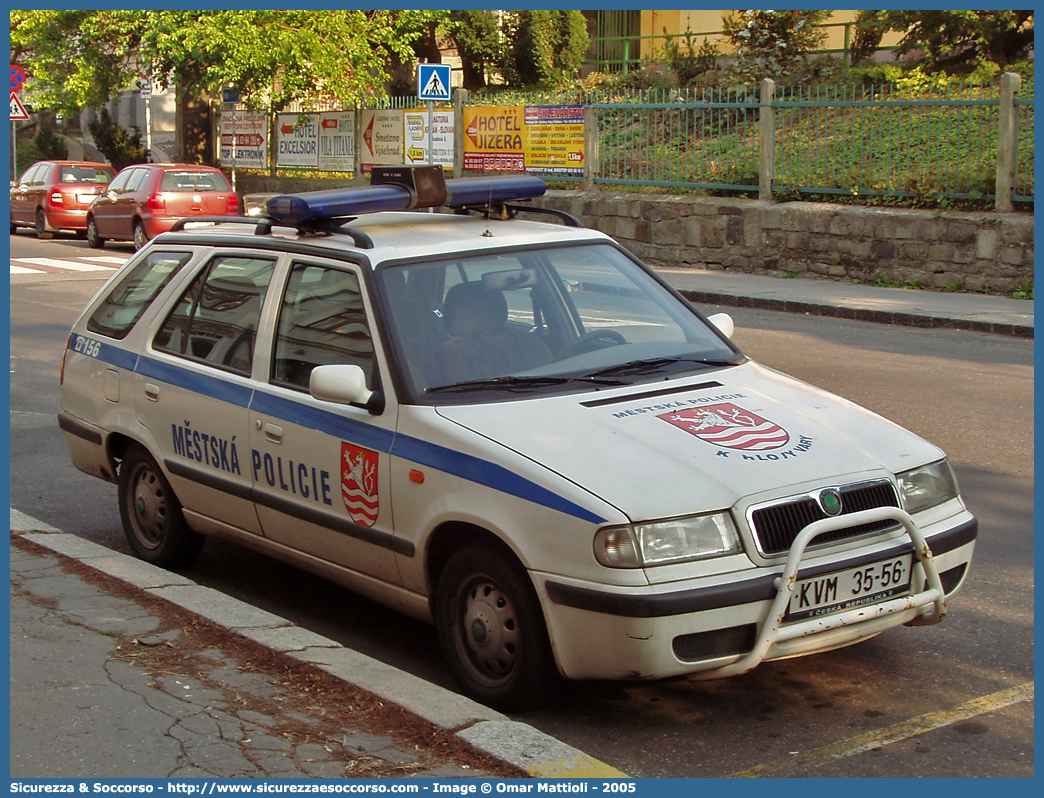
144, 383, 160, 401
263, 422, 283, 443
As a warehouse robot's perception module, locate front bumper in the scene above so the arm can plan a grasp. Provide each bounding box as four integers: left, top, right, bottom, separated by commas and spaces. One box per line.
538, 508, 976, 681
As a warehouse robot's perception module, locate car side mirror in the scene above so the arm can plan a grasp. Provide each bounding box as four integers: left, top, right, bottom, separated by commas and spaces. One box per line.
708, 312, 735, 339
309, 364, 384, 415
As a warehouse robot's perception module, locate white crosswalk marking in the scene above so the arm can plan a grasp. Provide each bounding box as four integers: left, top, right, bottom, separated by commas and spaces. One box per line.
14, 257, 114, 271
10, 254, 130, 276
79, 256, 128, 264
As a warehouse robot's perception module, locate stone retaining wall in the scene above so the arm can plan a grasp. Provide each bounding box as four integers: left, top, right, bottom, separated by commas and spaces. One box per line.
236, 175, 1033, 295
534, 191, 1034, 295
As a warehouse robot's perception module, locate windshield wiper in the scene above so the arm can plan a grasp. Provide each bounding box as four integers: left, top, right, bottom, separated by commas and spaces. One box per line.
426, 374, 626, 394
582, 356, 739, 379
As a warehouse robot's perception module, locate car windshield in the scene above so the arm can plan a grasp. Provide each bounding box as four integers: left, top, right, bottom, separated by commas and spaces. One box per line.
378, 243, 741, 403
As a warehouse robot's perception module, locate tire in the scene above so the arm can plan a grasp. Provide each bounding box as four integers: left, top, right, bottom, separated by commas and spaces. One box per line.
86, 217, 105, 249
434, 545, 558, 712
35, 208, 54, 240
133, 220, 148, 250
118, 443, 203, 569
10, 221, 17, 235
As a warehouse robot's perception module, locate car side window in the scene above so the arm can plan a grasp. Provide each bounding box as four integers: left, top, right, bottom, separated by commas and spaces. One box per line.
25, 165, 46, 186
17, 165, 39, 186
153, 255, 276, 375
106, 171, 131, 194
123, 168, 150, 193
86, 251, 194, 340
271, 263, 375, 391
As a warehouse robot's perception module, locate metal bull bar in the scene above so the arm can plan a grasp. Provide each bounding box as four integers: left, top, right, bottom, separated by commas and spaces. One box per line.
693, 506, 946, 680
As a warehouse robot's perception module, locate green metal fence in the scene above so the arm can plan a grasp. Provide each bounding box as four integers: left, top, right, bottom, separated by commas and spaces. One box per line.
269, 77, 1034, 206
773, 82, 1007, 201
590, 86, 760, 191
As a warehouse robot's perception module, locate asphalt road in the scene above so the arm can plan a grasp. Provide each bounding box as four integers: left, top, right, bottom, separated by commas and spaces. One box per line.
9, 231, 1034, 778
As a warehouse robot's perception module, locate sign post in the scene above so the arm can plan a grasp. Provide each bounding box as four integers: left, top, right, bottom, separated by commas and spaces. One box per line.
417, 63, 451, 169
10, 65, 28, 181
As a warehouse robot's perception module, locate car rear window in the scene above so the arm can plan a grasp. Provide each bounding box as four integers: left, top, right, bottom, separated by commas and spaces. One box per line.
87, 251, 194, 339
159, 171, 231, 192
58, 166, 115, 185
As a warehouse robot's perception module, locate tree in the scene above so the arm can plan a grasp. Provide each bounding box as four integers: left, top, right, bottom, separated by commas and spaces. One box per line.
721, 10, 832, 81
502, 11, 589, 89
87, 108, 148, 171
11, 11, 429, 163
445, 10, 503, 90
867, 10, 1034, 71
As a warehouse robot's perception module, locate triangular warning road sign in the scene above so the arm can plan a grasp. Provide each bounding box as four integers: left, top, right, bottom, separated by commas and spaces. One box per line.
10, 92, 29, 121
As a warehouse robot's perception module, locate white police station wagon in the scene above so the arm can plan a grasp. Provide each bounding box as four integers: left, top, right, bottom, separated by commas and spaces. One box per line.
60, 167, 977, 711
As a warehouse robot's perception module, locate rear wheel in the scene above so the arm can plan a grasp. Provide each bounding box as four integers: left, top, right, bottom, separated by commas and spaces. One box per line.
35, 208, 53, 240
434, 545, 558, 711
86, 217, 105, 248
133, 220, 148, 250
118, 443, 203, 569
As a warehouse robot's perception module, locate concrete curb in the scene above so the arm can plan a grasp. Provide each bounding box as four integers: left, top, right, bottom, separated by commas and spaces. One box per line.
677, 287, 1035, 338
10, 509, 628, 778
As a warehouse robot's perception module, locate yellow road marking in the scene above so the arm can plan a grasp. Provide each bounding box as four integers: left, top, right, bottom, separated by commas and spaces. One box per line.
727, 682, 1034, 778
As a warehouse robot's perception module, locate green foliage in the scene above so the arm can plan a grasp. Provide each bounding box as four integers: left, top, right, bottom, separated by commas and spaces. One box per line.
850, 10, 888, 64
33, 123, 69, 160
945, 279, 967, 293
864, 11, 1034, 71
11, 10, 426, 116
445, 10, 502, 90
662, 27, 720, 88
1011, 277, 1033, 300
721, 10, 832, 82
10, 11, 147, 114
503, 11, 589, 89
87, 108, 148, 171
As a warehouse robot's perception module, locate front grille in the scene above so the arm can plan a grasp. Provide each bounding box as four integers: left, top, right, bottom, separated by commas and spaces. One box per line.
673, 624, 756, 662
750, 480, 900, 556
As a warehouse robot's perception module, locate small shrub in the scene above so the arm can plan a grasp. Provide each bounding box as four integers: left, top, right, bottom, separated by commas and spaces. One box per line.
1011, 277, 1033, 300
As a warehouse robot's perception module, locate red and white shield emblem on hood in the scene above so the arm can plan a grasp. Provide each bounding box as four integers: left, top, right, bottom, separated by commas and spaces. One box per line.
658, 403, 790, 451
341, 443, 378, 527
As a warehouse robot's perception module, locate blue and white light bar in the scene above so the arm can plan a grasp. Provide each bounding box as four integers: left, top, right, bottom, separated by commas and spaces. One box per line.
265, 169, 546, 224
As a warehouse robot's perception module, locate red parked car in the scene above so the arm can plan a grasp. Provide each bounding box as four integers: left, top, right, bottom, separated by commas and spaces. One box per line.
10, 160, 117, 239
86, 163, 240, 250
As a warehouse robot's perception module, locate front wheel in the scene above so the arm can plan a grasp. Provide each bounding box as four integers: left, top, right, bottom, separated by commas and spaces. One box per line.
434, 545, 558, 712
118, 443, 203, 569
86, 217, 105, 248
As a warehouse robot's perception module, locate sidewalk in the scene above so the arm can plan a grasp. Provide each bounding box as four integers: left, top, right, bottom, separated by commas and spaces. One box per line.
656, 268, 1033, 338
10, 510, 627, 780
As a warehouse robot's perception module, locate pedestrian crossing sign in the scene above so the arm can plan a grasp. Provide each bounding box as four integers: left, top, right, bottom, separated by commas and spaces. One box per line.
417, 63, 452, 102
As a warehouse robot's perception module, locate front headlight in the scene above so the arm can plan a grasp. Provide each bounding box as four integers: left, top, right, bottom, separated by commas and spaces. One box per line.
594, 512, 741, 568
897, 459, 960, 514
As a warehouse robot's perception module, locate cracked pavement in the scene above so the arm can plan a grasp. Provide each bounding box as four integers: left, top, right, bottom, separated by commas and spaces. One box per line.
9, 537, 525, 779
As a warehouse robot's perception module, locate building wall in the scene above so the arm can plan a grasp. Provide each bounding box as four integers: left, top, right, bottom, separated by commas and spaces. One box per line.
640, 10, 905, 60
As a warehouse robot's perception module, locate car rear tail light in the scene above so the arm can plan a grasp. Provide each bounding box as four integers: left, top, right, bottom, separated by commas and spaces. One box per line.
49, 189, 64, 206
147, 192, 165, 212
226, 194, 239, 214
